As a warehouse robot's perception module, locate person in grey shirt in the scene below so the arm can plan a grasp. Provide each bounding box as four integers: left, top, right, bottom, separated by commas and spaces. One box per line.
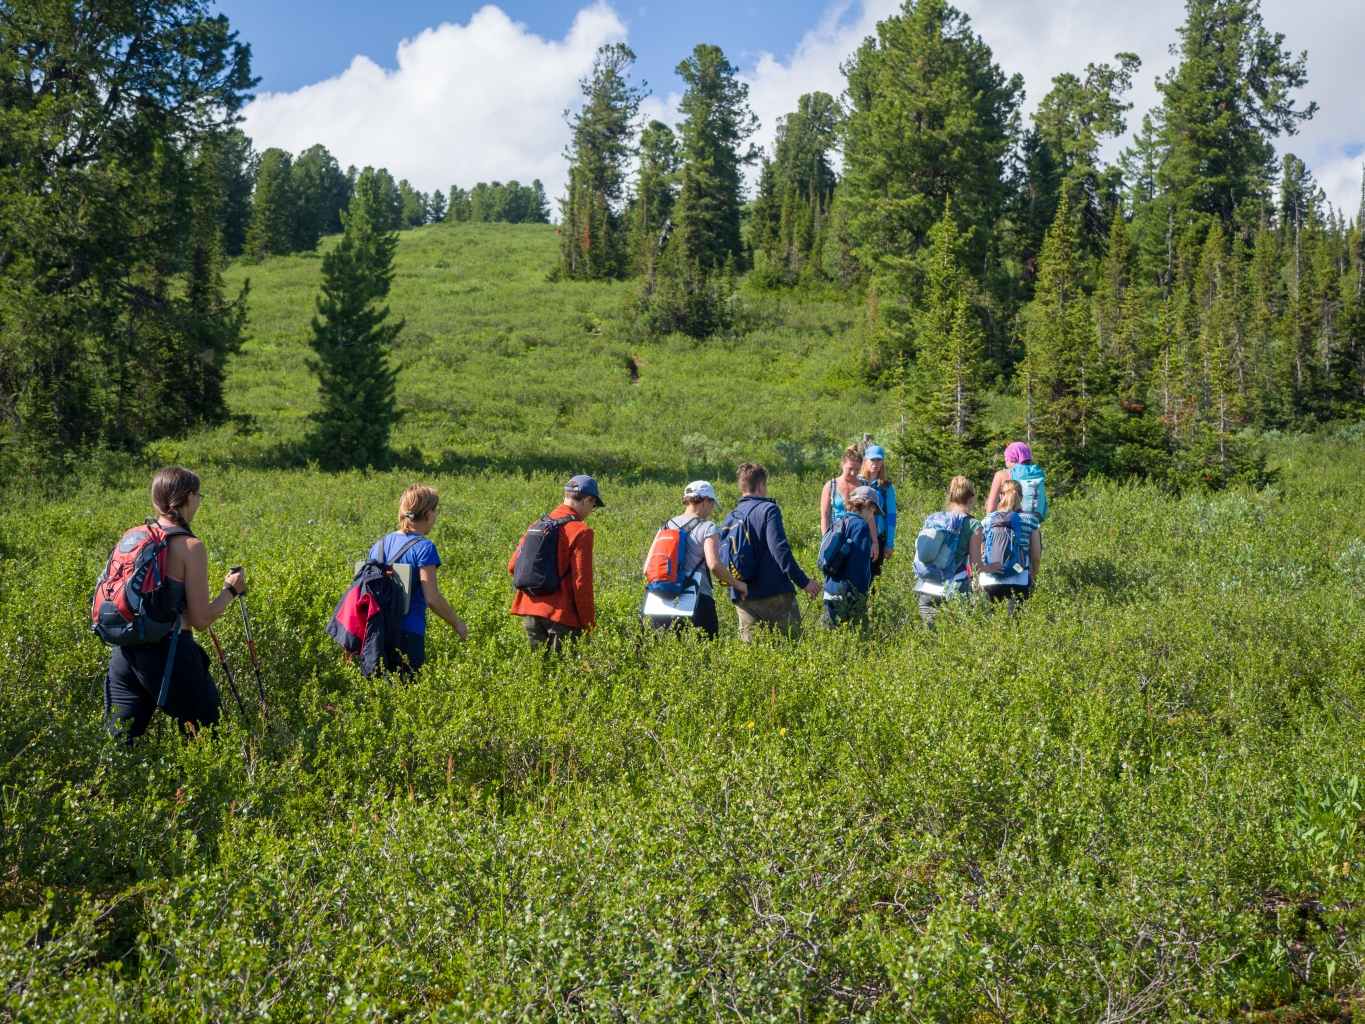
642, 480, 748, 638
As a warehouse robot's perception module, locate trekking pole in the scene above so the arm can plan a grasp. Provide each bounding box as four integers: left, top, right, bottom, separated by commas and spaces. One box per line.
207, 624, 251, 728
234, 575, 269, 723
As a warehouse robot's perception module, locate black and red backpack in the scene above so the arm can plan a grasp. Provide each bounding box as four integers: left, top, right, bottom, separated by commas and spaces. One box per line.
90, 522, 191, 646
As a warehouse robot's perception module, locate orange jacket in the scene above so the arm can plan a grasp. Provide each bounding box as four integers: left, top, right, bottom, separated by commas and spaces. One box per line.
508, 505, 596, 629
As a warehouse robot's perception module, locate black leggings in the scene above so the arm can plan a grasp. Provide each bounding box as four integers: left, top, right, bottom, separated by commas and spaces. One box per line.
105, 632, 221, 741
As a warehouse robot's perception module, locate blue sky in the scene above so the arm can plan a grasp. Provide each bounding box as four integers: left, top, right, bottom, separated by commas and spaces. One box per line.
221, 0, 1364, 215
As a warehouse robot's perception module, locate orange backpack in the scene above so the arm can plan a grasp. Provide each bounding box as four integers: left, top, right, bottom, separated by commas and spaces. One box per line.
644, 519, 700, 595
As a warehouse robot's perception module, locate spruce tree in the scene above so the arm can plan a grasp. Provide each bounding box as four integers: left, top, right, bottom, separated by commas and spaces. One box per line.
304, 169, 403, 468
557, 44, 644, 281
671, 44, 759, 271
291, 145, 352, 247
243, 148, 297, 262
895, 206, 991, 482
840, 0, 1021, 284
1022, 201, 1103, 478
1032, 54, 1140, 251
629, 121, 680, 279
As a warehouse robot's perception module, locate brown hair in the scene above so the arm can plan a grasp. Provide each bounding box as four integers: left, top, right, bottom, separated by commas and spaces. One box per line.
151, 466, 200, 527
946, 475, 975, 508
398, 484, 440, 532
737, 462, 768, 493
840, 445, 862, 468
861, 454, 889, 485
845, 496, 874, 514
997, 480, 1024, 512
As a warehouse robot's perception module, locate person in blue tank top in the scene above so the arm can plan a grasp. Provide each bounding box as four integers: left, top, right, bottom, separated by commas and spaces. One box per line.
821, 446, 877, 566
858, 444, 897, 577
371, 485, 468, 673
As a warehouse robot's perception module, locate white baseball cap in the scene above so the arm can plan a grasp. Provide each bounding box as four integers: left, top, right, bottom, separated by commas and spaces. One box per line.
684, 480, 719, 505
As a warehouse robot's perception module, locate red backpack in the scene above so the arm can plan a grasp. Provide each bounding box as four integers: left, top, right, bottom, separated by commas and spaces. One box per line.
91, 522, 191, 647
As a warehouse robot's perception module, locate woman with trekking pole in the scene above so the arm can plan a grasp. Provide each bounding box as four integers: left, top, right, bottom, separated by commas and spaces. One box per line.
97, 466, 245, 741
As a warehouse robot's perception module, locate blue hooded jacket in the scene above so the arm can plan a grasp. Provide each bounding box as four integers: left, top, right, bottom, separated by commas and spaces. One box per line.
724, 495, 812, 602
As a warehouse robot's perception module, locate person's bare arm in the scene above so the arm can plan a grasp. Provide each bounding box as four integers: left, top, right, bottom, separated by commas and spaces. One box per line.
819, 482, 832, 536
704, 535, 747, 597
862, 511, 880, 561
1029, 530, 1042, 584
985, 470, 1006, 514
421, 566, 468, 640
968, 531, 984, 572
180, 538, 242, 631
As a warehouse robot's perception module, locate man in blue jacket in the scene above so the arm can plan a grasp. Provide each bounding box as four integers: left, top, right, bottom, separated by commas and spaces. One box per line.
724, 462, 821, 640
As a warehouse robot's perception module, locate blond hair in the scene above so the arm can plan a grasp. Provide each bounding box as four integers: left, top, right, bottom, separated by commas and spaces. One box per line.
840, 445, 862, 468
845, 496, 874, 514
398, 484, 440, 532
946, 475, 975, 508
861, 455, 889, 484
997, 480, 1024, 512
151, 466, 200, 527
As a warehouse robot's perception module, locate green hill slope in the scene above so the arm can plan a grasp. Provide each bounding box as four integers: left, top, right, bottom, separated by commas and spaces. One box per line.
213, 222, 889, 472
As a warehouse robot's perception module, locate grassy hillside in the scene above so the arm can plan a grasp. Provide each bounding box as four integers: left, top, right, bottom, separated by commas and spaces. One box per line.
1, 226, 1363, 1019
207, 222, 890, 474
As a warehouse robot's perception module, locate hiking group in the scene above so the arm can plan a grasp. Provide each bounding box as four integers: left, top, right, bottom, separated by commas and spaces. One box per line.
93, 442, 1045, 739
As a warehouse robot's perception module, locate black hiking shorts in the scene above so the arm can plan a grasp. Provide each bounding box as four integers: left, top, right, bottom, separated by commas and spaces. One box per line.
105, 631, 221, 741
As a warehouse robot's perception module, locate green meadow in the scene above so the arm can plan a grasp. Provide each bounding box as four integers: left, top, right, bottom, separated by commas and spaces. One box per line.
1, 224, 1363, 1020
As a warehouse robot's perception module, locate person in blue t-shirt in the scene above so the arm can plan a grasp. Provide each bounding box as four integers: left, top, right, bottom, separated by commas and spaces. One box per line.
370, 485, 468, 672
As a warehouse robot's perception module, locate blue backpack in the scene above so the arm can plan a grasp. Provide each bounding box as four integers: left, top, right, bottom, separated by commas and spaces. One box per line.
1011, 464, 1047, 521
817, 516, 855, 578
719, 503, 764, 582
982, 511, 1027, 575
913, 511, 966, 583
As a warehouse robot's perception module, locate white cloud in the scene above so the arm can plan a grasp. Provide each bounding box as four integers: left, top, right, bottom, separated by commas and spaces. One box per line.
742, 0, 1365, 213
240, 3, 627, 201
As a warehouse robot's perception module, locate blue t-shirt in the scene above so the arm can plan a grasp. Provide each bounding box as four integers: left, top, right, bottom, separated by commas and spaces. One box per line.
371, 532, 441, 634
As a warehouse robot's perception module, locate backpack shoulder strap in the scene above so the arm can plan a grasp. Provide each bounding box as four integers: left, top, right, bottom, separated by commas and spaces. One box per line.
392, 534, 424, 561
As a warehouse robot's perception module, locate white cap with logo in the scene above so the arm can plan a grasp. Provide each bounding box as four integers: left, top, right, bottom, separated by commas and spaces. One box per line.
684, 480, 719, 506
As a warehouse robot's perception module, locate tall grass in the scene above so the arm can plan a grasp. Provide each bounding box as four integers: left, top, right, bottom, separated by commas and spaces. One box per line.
1, 435, 1363, 1019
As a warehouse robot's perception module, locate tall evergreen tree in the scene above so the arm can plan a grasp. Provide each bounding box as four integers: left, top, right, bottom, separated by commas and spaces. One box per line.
1031, 54, 1140, 251
750, 92, 840, 285
671, 44, 759, 271
304, 169, 403, 468
558, 44, 644, 280
840, 0, 1021, 285
0, 0, 255, 459
629, 120, 680, 279
243, 148, 296, 262
1022, 201, 1103, 478
1126, 0, 1315, 278
895, 205, 992, 481
212, 128, 258, 258
292, 145, 352, 246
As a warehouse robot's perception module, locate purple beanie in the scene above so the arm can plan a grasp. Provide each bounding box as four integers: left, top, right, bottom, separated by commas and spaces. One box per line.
1005, 441, 1032, 464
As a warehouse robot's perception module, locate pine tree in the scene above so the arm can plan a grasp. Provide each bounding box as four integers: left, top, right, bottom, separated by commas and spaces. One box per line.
629, 121, 680, 280
840, 0, 1021, 285
243, 148, 297, 262
670, 44, 759, 271
895, 206, 991, 482
304, 169, 403, 468
291, 145, 351, 248
1032, 54, 1140, 252
557, 44, 643, 281
1022, 200, 1103, 478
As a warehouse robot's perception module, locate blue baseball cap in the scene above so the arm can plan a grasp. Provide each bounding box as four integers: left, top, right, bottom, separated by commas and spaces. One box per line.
864, 445, 886, 460
564, 474, 604, 507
